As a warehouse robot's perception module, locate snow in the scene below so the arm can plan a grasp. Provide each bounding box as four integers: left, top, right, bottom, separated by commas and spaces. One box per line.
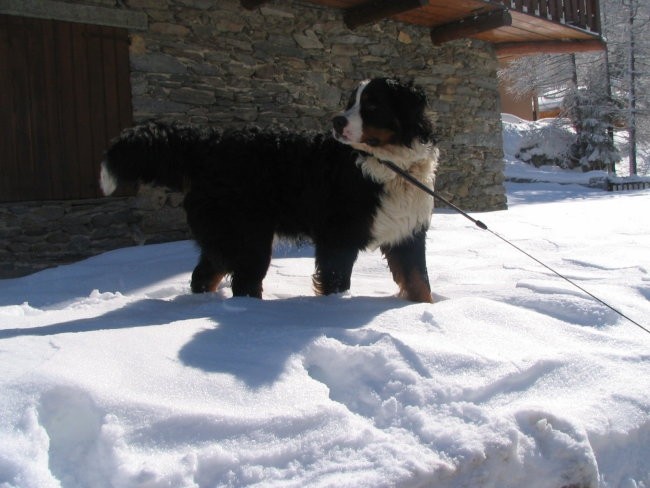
1, 119, 650, 487
502, 113, 650, 181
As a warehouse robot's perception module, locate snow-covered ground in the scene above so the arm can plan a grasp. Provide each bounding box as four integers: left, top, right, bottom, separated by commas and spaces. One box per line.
502, 113, 650, 182
1, 119, 649, 488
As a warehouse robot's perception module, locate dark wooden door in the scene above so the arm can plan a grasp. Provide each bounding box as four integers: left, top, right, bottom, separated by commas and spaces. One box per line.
0, 15, 133, 202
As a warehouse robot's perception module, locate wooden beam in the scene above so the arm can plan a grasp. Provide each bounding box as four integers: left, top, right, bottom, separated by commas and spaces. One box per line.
240, 0, 270, 10
430, 9, 512, 46
343, 0, 428, 30
0, 0, 148, 30
495, 38, 606, 57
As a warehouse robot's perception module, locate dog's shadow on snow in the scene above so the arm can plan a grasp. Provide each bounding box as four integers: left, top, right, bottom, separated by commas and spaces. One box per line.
0, 294, 207, 338
178, 295, 409, 388
0, 290, 409, 388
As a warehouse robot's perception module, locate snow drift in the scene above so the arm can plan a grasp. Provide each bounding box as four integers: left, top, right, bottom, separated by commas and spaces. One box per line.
1, 117, 649, 487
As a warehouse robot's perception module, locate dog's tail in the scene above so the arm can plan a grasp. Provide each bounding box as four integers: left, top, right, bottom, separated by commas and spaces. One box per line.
100, 121, 212, 195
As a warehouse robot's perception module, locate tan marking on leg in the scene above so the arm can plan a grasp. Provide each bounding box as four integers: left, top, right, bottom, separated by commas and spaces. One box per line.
385, 251, 433, 303
401, 270, 433, 303
207, 273, 226, 293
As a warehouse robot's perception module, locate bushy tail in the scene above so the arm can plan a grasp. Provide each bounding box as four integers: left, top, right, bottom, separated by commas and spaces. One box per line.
100, 121, 212, 195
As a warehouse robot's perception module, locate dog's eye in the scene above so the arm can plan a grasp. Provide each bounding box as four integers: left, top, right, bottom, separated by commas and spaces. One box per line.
364, 103, 378, 113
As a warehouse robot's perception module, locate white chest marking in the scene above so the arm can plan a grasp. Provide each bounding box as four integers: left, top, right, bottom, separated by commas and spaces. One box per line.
357, 151, 438, 250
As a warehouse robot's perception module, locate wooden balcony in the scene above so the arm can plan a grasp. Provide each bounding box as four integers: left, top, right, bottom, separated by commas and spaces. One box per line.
244, 0, 605, 58
486, 0, 603, 56
496, 0, 601, 34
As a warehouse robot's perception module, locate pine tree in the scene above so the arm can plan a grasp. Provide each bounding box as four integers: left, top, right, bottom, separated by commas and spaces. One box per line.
499, 0, 650, 175
499, 53, 620, 171
604, 0, 650, 175
564, 85, 621, 172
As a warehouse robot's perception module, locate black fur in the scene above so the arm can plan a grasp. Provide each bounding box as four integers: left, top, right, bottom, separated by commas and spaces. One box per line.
356, 78, 434, 147
101, 78, 437, 301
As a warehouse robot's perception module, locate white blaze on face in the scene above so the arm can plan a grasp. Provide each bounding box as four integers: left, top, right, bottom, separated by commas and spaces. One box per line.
339, 80, 369, 143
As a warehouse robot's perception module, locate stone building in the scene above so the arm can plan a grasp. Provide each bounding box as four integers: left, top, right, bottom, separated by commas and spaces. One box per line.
0, 0, 603, 277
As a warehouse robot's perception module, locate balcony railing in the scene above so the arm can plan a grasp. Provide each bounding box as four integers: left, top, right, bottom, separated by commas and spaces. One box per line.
495, 0, 601, 34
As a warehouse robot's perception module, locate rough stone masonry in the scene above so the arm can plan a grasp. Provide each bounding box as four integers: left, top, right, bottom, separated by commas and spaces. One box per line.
127, 0, 506, 210
0, 0, 506, 277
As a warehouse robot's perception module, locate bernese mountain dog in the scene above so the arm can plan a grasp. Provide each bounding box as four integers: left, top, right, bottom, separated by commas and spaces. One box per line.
100, 78, 439, 302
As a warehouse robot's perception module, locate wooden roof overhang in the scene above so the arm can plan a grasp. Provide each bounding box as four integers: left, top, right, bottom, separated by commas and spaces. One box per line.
242, 0, 605, 59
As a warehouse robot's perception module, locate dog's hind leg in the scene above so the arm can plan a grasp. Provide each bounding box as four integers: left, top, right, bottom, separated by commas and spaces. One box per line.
312, 246, 359, 296
381, 229, 433, 303
191, 252, 226, 293
229, 231, 274, 299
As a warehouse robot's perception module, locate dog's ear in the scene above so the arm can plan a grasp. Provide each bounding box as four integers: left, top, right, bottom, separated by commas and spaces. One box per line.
387, 79, 435, 147
407, 81, 428, 111
385, 78, 427, 109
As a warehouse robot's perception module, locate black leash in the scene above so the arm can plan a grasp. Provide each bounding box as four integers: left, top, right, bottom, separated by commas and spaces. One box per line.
379, 158, 650, 336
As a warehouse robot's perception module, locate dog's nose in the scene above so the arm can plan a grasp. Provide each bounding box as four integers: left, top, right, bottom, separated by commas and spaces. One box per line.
332, 116, 347, 134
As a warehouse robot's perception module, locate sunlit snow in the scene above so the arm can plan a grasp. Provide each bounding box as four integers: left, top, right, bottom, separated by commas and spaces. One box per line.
1, 118, 649, 488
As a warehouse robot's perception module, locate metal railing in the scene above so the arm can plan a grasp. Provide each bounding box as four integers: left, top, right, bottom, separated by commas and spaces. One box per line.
495, 0, 601, 34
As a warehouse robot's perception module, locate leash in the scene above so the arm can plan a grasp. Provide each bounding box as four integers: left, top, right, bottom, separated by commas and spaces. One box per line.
378, 158, 650, 336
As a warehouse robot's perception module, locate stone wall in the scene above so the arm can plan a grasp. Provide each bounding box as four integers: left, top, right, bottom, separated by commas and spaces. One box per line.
0, 189, 188, 278
126, 0, 506, 210
0, 0, 506, 278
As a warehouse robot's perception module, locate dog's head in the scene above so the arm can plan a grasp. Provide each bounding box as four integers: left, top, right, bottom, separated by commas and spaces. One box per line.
332, 78, 435, 161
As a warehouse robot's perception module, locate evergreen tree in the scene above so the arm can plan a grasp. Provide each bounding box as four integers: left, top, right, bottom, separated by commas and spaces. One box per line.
498, 0, 650, 175
603, 0, 650, 175
564, 86, 621, 172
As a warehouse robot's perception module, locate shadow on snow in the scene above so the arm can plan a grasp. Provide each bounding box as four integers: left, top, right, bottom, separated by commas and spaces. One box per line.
0, 292, 408, 388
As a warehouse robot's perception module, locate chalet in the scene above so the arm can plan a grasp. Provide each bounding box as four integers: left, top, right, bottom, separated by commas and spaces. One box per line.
0, 0, 604, 277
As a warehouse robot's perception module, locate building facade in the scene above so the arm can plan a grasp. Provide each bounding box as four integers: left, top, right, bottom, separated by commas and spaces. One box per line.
0, 0, 507, 277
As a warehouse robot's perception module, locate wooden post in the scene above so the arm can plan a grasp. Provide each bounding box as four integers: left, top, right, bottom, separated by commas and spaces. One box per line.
563, 0, 576, 25
578, 0, 587, 28
590, 0, 602, 33
539, 0, 548, 18
548, 0, 559, 22
527, 0, 539, 14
